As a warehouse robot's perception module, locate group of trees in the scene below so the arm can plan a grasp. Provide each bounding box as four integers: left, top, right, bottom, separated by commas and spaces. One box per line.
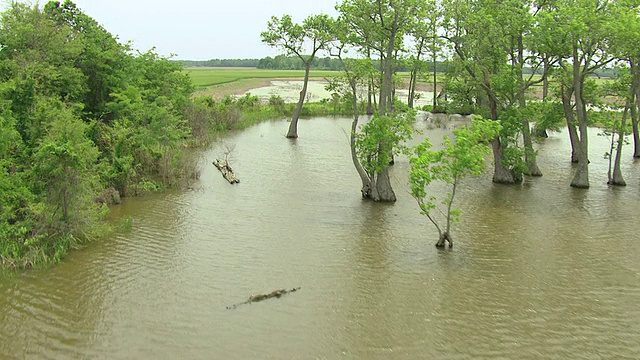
180, 59, 259, 67
255, 54, 450, 73
261, 0, 640, 244
0, 1, 265, 268
2, 0, 638, 265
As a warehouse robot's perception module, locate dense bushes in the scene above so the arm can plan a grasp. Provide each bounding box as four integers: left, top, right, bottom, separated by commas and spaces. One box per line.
0, 1, 199, 268
0, 1, 364, 269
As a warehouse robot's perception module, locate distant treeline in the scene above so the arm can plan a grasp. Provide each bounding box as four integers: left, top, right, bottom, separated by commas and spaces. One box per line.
180, 59, 260, 67
180, 55, 615, 77
181, 55, 450, 72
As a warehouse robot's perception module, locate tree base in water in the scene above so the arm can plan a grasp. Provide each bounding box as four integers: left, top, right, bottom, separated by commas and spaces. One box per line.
435, 233, 453, 248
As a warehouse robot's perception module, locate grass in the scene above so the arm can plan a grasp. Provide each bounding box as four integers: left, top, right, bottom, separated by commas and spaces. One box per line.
183, 67, 449, 100
184, 67, 343, 100
184, 67, 341, 88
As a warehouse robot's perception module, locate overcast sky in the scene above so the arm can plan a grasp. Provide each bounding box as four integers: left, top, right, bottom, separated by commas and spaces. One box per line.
1, 0, 339, 60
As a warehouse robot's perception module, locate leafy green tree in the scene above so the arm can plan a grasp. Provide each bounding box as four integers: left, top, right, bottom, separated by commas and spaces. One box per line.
600, 68, 633, 186
544, 0, 616, 188
336, 0, 426, 201
44, 0, 129, 119
327, 28, 379, 198
410, 117, 501, 248
261, 14, 334, 138
0, 1, 85, 143
606, 0, 640, 158
338, 0, 426, 115
31, 97, 100, 234
0, 1, 200, 268
444, 0, 550, 181
356, 111, 414, 201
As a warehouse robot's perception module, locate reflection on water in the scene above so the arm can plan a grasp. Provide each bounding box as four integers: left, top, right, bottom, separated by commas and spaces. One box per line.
1, 117, 639, 359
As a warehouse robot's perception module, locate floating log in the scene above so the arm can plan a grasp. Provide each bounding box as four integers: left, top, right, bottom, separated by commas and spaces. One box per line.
226, 287, 301, 310
213, 159, 240, 184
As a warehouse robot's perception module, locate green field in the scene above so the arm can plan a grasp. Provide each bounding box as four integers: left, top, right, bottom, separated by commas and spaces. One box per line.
184, 67, 341, 89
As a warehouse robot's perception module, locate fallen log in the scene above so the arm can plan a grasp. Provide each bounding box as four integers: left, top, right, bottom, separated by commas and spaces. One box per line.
226, 287, 301, 310
213, 159, 240, 184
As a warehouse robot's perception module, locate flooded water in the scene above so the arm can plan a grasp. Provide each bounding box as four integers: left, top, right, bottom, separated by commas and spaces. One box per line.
1, 116, 640, 359
246, 80, 435, 108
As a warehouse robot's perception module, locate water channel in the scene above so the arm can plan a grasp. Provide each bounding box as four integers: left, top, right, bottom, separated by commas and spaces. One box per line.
1, 115, 639, 359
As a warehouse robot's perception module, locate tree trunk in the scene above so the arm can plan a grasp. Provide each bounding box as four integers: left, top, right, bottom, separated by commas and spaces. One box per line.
516, 36, 541, 177
561, 84, 580, 163
631, 60, 640, 158
364, 49, 374, 115
286, 62, 311, 138
432, 38, 437, 110
348, 81, 373, 198
367, 79, 374, 115
408, 67, 416, 109
408, 38, 425, 109
435, 232, 452, 248
522, 120, 542, 176
490, 137, 515, 184
379, 15, 398, 115
632, 94, 639, 158
534, 127, 549, 138
610, 103, 629, 186
542, 58, 549, 100
570, 44, 590, 189
371, 167, 396, 202
485, 86, 515, 184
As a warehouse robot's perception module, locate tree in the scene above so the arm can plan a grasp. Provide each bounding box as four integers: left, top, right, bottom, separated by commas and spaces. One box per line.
405, 0, 443, 110
337, 0, 427, 115
441, 0, 529, 184
44, 0, 129, 120
261, 14, 334, 138
31, 97, 100, 234
327, 30, 379, 198
336, 0, 425, 201
546, 0, 616, 188
0, 1, 201, 268
606, 0, 640, 159
410, 117, 501, 248
356, 111, 414, 201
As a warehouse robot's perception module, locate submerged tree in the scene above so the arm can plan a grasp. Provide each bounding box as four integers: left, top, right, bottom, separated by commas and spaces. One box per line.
356, 112, 414, 202
326, 28, 378, 198
545, 0, 616, 188
261, 14, 334, 138
336, 0, 425, 201
410, 117, 501, 248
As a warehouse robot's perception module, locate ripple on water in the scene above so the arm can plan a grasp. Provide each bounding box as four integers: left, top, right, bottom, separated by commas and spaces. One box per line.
1, 119, 640, 359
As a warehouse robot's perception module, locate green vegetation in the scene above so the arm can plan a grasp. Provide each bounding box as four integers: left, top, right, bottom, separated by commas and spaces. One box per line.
410, 117, 502, 247
2, 0, 639, 267
261, 13, 335, 138
0, 1, 339, 269
260, 0, 638, 241
185, 67, 339, 89
180, 59, 259, 68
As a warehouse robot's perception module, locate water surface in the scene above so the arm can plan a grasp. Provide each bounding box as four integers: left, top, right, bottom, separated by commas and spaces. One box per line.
1, 116, 639, 359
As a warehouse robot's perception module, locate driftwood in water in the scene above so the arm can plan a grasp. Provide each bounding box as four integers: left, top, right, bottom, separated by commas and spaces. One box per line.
226, 287, 301, 310
213, 159, 240, 184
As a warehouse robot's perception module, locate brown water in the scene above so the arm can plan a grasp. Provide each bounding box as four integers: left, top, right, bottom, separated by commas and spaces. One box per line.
2, 115, 640, 359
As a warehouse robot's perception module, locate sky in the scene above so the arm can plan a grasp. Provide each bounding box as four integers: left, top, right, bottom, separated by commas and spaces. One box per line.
0, 0, 340, 60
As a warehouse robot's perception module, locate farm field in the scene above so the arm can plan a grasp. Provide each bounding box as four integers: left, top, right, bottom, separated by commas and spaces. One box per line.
184, 67, 340, 88
183, 67, 447, 99
183, 67, 341, 99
